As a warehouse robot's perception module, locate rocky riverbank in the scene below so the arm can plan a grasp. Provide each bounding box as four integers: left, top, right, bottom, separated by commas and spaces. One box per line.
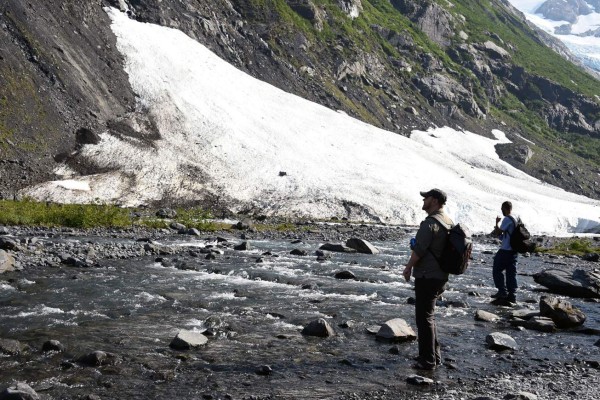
1, 222, 599, 399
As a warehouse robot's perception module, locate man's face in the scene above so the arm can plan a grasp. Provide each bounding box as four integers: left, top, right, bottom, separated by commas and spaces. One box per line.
422, 196, 436, 212
501, 206, 509, 216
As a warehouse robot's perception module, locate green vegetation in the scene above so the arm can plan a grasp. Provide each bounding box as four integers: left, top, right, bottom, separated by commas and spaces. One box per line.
0, 200, 220, 230
537, 238, 600, 256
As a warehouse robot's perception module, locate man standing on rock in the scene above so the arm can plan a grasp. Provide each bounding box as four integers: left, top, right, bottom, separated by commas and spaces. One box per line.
491, 201, 518, 303
403, 188, 453, 370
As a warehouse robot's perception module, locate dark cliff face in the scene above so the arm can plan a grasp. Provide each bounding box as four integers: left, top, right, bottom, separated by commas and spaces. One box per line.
1, 0, 599, 203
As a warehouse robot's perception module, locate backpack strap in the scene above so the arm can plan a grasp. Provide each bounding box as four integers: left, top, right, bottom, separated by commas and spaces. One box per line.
505, 215, 518, 236
425, 215, 453, 267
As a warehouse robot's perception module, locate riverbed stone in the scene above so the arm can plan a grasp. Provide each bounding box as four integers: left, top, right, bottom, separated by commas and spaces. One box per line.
406, 374, 434, 385
290, 248, 308, 256
170, 330, 209, 350
533, 268, 600, 298
510, 309, 539, 320
42, 340, 65, 352
539, 295, 586, 328
0, 238, 20, 251
319, 243, 357, 253
345, 238, 380, 254
0, 382, 40, 400
475, 309, 500, 322
504, 392, 538, 400
375, 318, 416, 342
486, 332, 518, 351
511, 316, 556, 332
233, 241, 251, 251
334, 270, 356, 280
301, 318, 335, 337
0, 338, 23, 355
0, 250, 15, 273
76, 350, 118, 366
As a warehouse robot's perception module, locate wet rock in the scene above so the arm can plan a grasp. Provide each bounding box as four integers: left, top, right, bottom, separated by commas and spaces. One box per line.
290, 248, 307, 256
255, 365, 272, 375
345, 238, 379, 254
0, 238, 20, 251
301, 318, 335, 337
475, 309, 500, 322
338, 320, 356, 329
319, 243, 356, 253
406, 374, 434, 385
595, 339, 600, 347
0, 227, 9, 235
375, 318, 416, 342
510, 309, 539, 319
511, 316, 556, 333
486, 332, 518, 351
169, 330, 209, 350
582, 252, 599, 262
186, 228, 201, 236
539, 295, 586, 328
0, 382, 40, 400
365, 325, 380, 335
504, 392, 538, 400
76, 350, 118, 367
0, 338, 23, 355
533, 268, 600, 298
0, 250, 16, 273
334, 270, 356, 280
233, 241, 251, 251
42, 340, 65, 352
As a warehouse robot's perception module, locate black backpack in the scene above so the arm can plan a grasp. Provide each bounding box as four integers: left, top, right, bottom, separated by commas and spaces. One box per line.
507, 216, 536, 254
429, 216, 473, 275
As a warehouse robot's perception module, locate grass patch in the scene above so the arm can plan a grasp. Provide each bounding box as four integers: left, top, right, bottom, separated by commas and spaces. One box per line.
537, 238, 599, 256
0, 200, 221, 231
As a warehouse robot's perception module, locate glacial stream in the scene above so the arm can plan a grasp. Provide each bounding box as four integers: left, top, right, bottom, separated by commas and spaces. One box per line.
1, 231, 599, 399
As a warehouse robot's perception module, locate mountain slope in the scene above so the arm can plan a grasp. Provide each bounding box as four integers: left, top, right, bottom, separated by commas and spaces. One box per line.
1, 0, 599, 203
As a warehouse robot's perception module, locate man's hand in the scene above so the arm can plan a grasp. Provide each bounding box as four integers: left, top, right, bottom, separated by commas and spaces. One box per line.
495, 216, 502, 225
402, 265, 412, 282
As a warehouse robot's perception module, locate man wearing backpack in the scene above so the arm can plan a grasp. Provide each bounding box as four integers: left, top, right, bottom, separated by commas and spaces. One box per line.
402, 188, 453, 370
491, 201, 519, 303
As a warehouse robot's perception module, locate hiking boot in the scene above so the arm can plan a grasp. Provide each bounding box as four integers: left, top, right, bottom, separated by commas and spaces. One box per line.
491, 291, 507, 299
506, 293, 516, 303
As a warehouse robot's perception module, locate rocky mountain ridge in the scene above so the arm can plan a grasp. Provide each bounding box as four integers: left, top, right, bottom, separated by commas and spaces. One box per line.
1, 0, 600, 207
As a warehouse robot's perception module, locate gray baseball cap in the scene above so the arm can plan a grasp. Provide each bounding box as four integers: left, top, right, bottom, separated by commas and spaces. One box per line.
420, 188, 447, 205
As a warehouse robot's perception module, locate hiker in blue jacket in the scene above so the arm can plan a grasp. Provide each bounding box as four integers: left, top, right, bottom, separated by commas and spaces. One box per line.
491, 201, 518, 303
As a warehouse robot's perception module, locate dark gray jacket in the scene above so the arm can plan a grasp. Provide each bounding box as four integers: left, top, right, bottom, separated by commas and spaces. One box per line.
412, 210, 453, 280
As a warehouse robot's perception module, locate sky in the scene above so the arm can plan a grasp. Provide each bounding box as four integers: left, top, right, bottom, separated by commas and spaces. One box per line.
20, 8, 600, 235
508, 0, 600, 71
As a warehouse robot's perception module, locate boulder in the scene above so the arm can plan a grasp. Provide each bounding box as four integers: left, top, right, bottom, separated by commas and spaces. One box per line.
233, 241, 251, 251
375, 318, 416, 342
169, 330, 209, 350
334, 270, 356, 280
0, 250, 15, 274
42, 340, 65, 352
406, 374, 434, 385
319, 243, 356, 253
474, 309, 500, 322
0, 382, 40, 400
539, 295, 586, 328
0, 338, 23, 355
345, 238, 380, 254
76, 350, 118, 367
511, 316, 556, 333
156, 208, 177, 219
485, 332, 518, 351
533, 268, 600, 298
301, 318, 335, 337
480, 40, 510, 59
0, 238, 19, 252
290, 248, 308, 256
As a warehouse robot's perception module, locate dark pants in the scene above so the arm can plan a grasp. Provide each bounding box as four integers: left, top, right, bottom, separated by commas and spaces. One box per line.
414, 278, 446, 368
493, 249, 518, 295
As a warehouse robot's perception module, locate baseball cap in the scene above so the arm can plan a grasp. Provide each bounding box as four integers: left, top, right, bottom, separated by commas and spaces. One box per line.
420, 188, 447, 205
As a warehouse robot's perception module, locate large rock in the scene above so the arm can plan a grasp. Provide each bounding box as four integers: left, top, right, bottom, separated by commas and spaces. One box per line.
169, 330, 209, 350
345, 238, 379, 254
0, 338, 23, 355
414, 73, 485, 118
511, 316, 556, 333
319, 243, 356, 253
0, 382, 40, 400
76, 350, 118, 367
301, 318, 335, 337
536, 0, 591, 24
0, 250, 16, 274
375, 318, 416, 342
533, 268, 600, 298
486, 332, 518, 351
539, 296, 586, 328
474, 309, 500, 322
